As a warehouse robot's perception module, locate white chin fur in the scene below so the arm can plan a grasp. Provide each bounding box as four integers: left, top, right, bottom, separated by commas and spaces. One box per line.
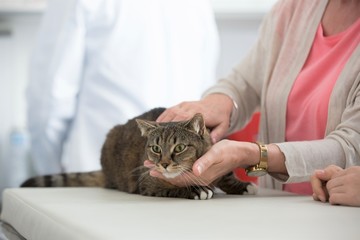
162, 172, 181, 179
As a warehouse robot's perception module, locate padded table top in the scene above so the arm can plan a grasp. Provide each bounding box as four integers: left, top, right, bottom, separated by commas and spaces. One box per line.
1, 187, 359, 240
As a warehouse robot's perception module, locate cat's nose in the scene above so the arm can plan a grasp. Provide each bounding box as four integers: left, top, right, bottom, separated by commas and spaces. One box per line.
161, 163, 169, 169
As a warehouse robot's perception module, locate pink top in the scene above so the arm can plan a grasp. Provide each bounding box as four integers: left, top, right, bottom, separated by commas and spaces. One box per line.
284, 19, 360, 195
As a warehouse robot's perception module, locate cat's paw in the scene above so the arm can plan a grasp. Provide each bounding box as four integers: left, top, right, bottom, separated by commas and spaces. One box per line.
193, 187, 214, 200
243, 183, 258, 195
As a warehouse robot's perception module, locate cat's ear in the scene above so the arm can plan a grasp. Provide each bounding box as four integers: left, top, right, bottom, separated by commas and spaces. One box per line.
136, 119, 158, 136
184, 113, 206, 135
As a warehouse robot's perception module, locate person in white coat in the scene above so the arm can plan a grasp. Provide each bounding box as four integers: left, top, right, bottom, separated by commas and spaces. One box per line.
27, 0, 219, 175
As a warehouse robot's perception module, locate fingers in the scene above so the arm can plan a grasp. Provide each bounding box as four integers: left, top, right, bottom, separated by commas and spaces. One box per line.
326, 170, 360, 207
315, 165, 342, 182
210, 121, 229, 143
157, 102, 199, 123
327, 179, 351, 206
328, 193, 350, 206
192, 148, 219, 176
311, 165, 349, 205
324, 165, 343, 177
311, 165, 343, 202
143, 160, 155, 168
311, 171, 328, 202
157, 108, 189, 122
156, 110, 174, 123
192, 141, 232, 181
331, 166, 358, 179
328, 189, 360, 207
193, 161, 204, 176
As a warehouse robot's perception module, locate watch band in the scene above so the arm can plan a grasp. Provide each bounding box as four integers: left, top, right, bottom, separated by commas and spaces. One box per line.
245, 142, 268, 177
256, 142, 268, 169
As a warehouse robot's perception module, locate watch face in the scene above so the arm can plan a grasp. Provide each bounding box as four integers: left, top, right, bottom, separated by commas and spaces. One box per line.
246, 169, 267, 177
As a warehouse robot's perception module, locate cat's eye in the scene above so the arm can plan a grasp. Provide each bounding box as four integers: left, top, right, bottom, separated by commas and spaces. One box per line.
174, 144, 186, 153
151, 145, 161, 154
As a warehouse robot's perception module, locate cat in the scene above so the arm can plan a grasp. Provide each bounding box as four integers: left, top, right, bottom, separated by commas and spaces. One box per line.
21, 108, 256, 200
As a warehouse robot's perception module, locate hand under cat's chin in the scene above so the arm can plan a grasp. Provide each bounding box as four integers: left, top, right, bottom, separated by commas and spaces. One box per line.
144, 161, 183, 179
146, 167, 195, 187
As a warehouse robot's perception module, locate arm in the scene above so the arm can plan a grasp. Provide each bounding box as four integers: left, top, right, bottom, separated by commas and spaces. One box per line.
27, 0, 85, 174
155, 66, 360, 187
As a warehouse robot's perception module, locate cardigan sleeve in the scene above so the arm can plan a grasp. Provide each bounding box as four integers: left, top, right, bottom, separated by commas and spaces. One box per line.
275, 57, 360, 183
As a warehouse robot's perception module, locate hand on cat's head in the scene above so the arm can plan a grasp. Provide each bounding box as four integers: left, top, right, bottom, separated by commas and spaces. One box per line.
156, 94, 234, 143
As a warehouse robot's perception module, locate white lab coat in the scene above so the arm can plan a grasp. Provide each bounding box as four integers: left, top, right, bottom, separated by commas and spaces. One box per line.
27, 0, 219, 174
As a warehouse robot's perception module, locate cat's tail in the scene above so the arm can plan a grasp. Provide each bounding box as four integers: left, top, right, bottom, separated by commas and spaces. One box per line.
20, 171, 105, 187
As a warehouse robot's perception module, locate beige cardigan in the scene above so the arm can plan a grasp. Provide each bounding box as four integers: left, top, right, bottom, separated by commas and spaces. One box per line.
204, 0, 360, 190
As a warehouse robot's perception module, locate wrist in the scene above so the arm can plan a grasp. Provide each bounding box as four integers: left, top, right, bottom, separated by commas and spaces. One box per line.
232, 141, 261, 168
241, 142, 287, 176
246, 142, 268, 177
266, 144, 286, 174
203, 93, 234, 116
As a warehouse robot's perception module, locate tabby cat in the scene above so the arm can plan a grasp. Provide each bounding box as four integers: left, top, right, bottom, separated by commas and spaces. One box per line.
21, 108, 256, 200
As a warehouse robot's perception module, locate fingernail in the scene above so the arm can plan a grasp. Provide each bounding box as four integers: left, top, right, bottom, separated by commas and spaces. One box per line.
315, 169, 325, 175
312, 193, 317, 200
211, 136, 217, 144
319, 195, 326, 202
197, 164, 203, 175
149, 170, 157, 177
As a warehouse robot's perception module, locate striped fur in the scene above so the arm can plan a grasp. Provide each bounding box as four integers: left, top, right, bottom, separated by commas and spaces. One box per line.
21, 171, 104, 187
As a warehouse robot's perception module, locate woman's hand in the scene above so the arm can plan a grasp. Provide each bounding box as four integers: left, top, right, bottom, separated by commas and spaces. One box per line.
311, 165, 341, 202
157, 94, 234, 143
145, 140, 259, 187
311, 165, 360, 207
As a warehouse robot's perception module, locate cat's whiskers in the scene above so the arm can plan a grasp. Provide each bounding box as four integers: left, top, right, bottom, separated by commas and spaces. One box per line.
182, 171, 209, 187
180, 172, 213, 195
177, 165, 213, 190
129, 165, 151, 176
174, 169, 195, 191
128, 165, 155, 185
137, 172, 149, 186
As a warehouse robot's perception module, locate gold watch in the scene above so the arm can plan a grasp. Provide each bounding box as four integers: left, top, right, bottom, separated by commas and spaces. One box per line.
246, 142, 268, 177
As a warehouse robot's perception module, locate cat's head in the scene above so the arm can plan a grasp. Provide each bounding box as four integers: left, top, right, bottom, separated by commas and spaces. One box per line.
136, 113, 212, 179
